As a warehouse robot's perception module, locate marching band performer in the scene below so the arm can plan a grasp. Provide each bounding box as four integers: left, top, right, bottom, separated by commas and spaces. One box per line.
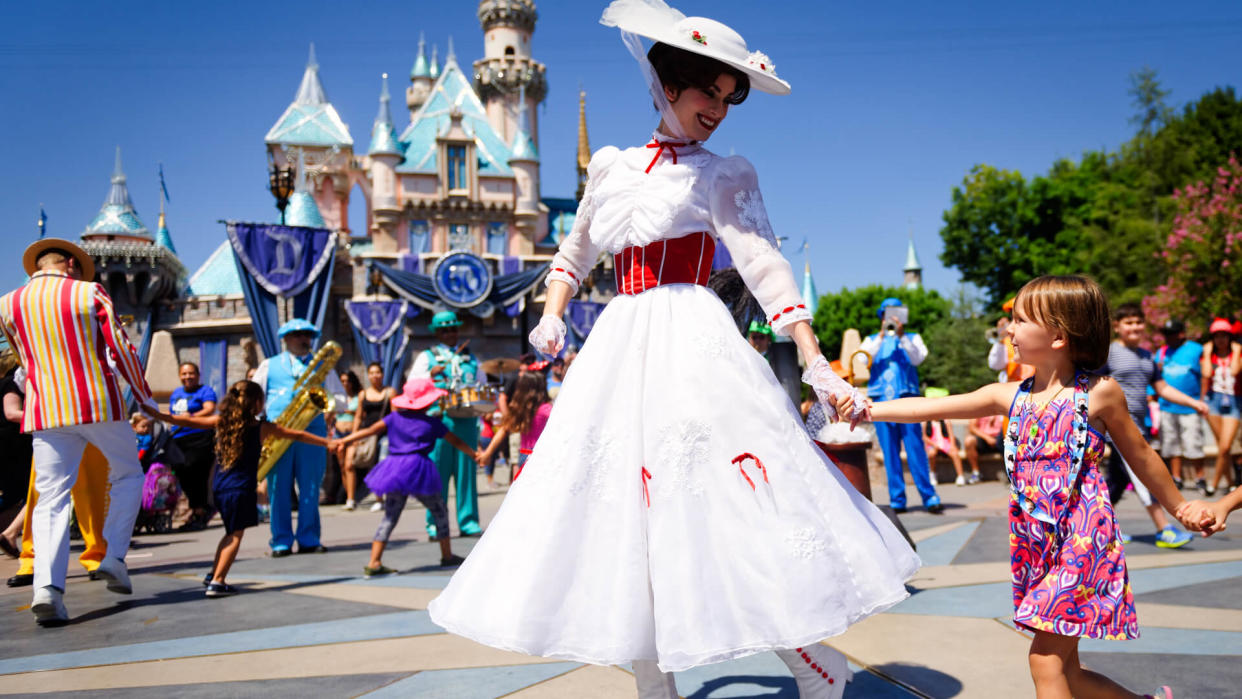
1, 239, 154, 625
251, 319, 346, 556
427, 3, 919, 697
407, 310, 482, 537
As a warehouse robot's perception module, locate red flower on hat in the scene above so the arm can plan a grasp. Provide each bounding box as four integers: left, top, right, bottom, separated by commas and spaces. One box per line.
690, 30, 707, 45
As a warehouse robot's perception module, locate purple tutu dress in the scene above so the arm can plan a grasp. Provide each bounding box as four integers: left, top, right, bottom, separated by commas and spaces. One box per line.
364, 410, 448, 497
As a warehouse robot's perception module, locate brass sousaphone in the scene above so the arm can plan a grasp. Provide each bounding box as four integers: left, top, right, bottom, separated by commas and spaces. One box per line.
256, 341, 342, 480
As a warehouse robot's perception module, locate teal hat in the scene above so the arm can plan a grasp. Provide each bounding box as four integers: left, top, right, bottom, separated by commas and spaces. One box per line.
747, 321, 773, 337
428, 310, 462, 331
877, 297, 903, 318
278, 318, 321, 338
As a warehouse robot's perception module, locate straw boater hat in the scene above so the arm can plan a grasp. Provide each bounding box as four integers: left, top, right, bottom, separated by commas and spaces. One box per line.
601, 0, 791, 96
391, 377, 447, 411
22, 238, 96, 281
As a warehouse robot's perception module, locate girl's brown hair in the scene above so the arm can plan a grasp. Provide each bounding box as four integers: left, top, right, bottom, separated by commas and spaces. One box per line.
215, 380, 264, 470
501, 371, 551, 436
1013, 275, 1112, 370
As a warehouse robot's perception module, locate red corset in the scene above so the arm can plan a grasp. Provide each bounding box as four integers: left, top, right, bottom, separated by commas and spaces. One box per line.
614, 232, 715, 296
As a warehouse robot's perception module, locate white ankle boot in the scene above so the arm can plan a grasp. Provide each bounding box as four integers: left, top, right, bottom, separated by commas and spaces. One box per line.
632, 659, 678, 699
776, 644, 852, 699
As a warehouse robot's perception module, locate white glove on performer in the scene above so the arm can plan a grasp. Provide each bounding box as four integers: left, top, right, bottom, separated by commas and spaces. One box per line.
528, 315, 567, 355
802, 355, 869, 429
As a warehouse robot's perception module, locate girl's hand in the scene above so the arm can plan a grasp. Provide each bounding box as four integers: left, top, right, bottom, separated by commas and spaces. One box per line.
1175, 500, 1217, 535
528, 315, 566, 355
1207, 501, 1231, 534
802, 355, 868, 429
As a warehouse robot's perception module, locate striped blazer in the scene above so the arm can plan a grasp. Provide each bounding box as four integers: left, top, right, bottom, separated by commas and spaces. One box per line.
0, 271, 153, 432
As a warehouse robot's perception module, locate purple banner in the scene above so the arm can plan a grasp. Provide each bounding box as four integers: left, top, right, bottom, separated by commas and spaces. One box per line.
227, 222, 337, 296
566, 300, 605, 350
344, 300, 407, 344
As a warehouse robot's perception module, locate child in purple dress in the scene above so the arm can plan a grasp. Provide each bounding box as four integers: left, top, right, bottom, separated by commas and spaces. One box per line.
339, 377, 476, 575
842, 276, 1211, 699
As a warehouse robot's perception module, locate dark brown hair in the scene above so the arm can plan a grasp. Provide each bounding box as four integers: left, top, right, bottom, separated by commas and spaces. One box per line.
340, 370, 362, 395
1013, 275, 1112, 370
501, 371, 551, 436
648, 42, 749, 105
215, 380, 264, 470
1112, 302, 1143, 323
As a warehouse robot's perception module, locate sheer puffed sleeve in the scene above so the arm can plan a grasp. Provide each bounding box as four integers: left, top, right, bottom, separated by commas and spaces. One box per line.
546, 147, 620, 295
709, 156, 811, 335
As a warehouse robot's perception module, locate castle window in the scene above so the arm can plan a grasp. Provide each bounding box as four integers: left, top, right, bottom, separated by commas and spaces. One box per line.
408, 220, 429, 254
486, 221, 507, 256
447, 145, 467, 192
448, 223, 473, 251
504, 46, 515, 56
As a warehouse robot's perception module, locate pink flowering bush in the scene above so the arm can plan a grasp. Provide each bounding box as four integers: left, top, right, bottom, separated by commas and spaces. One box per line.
1143, 155, 1242, 333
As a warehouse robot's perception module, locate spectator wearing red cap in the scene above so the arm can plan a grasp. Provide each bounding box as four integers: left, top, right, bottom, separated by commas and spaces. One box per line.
1201, 318, 1242, 494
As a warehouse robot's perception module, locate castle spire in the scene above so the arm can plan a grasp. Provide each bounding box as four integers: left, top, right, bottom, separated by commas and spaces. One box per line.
903, 236, 923, 289
410, 33, 430, 79
82, 146, 151, 240
576, 87, 591, 200
429, 45, 440, 79
369, 73, 402, 156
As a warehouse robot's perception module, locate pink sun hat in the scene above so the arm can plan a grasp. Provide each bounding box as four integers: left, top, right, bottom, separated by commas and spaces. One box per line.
391, 377, 446, 410
1209, 317, 1234, 335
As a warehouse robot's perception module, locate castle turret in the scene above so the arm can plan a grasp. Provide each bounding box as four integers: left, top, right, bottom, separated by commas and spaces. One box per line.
368, 73, 403, 252
576, 88, 590, 201
265, 44, 354, 233
406, 34, 434, 119
82, 147, 152, 243
474, 0, 547, 149
903, 237, 923, 289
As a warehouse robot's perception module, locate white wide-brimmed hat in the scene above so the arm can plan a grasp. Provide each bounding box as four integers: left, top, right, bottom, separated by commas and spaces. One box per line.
601, 0, 790, 96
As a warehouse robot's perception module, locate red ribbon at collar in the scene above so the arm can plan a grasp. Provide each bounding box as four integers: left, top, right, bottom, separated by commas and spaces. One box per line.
645, 140, 687, 174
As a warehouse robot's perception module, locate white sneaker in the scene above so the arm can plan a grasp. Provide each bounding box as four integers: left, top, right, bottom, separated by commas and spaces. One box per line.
341, 500, 356, 511
930, 473, 939, 486
370, 501, 384, 512
95, 556, 132, 594
955, 475, 966, 486
776, 645, 852, 699
31, 586, 68, 626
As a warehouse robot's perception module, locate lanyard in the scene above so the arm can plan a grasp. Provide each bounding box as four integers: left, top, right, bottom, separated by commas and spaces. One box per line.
1003, 371, 1090, 526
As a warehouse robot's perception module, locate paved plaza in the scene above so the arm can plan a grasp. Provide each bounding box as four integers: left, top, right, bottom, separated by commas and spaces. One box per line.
2, 470, 1240, 698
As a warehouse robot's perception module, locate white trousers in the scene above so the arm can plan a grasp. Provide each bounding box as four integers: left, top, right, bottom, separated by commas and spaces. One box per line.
30, 421, 143, 591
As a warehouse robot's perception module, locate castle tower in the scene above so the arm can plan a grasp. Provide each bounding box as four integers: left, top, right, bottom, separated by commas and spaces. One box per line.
406, 34, 434, 119
903, 237, 923, 289
576, 88, 590, 201
82, 147, 152, 244
368, 73, 403, 252
509, 106, 541, 244
474, 0, 547, 149
265, 44, 354, 233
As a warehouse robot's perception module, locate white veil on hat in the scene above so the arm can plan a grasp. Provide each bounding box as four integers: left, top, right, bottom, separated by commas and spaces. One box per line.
600, 0, 791, 142
601, 0, 691, 141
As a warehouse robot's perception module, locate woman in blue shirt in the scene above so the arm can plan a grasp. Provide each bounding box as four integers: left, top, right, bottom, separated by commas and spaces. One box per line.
170, 362, 218, 531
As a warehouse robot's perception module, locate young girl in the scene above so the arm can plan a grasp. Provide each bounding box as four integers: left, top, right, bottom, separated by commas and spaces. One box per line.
335, 369, 362, 509
476, 371, 551, 482
355, 362, 396, 511
339, 377, 474, 576
1200, 318, 1241, 495
841, 276, 1209, 699
148, 380, 336, 597
428, 3, 915, 697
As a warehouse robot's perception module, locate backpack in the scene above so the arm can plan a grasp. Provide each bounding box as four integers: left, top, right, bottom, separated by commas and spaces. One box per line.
142, 462, 182, 513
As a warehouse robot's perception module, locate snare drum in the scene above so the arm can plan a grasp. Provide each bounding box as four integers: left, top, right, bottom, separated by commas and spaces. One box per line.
444, 383, 500, 418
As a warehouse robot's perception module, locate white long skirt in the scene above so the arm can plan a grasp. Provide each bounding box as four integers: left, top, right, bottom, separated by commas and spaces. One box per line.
428, 284, 920, 672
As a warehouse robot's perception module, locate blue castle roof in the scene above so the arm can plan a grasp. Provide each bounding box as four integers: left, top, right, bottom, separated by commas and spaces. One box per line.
154, 212, 177, 254
396, 53, 513, 176
410, 34, 431, 79
265, 44, 353, 148
187, 241, 242, 296
368, 74, 403, 157
83, 147, 152, 239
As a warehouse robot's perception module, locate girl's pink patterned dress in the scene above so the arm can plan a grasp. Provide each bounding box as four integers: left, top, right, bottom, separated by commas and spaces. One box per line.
1008, 381, 1139, 640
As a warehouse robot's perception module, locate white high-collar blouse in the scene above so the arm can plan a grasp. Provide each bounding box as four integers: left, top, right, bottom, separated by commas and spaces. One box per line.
548, 133, 813, 334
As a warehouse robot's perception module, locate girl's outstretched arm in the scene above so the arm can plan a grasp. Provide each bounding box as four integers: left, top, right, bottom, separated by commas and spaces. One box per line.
337, 419, 386, 446
867, 382, 1016, 423
144, 407, 220, 430
477, 426, 509, 465
261, 422, 334, 449
1094, 379, 1192, 520
444, 431, 478, 464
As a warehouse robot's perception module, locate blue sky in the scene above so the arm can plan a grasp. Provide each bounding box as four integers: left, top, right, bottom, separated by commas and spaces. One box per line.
2, 1, 1241, 305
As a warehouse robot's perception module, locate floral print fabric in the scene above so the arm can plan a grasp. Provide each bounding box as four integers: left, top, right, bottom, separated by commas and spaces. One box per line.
1007, 376, 1139, 639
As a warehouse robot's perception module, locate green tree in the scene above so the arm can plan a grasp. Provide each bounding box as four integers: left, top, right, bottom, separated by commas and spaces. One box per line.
811, 284, 949, 362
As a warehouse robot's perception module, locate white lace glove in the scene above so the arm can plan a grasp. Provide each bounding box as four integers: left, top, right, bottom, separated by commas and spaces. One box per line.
802, 355, 869, 429
528, 315, 567, 355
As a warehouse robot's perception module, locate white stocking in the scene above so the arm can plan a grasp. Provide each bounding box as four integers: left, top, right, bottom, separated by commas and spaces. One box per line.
632, 659, 678, 699
776, 645, 852, 699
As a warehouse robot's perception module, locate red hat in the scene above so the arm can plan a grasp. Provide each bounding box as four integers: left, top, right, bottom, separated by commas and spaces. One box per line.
1209, 318, 1234, 335
391, 377, 446, 410
1233, 320, 1242, 336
